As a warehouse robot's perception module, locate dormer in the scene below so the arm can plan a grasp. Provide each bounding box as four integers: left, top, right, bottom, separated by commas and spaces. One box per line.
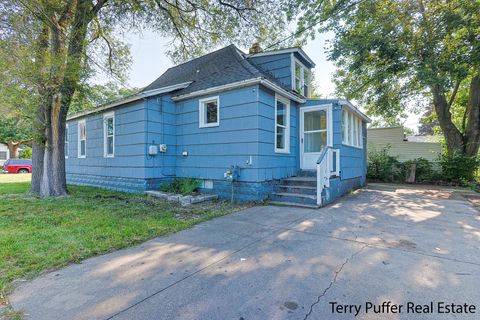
246, 47, 315, 98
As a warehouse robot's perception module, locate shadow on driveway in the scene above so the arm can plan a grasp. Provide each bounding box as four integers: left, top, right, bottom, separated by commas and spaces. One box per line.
10, 184, 480, 319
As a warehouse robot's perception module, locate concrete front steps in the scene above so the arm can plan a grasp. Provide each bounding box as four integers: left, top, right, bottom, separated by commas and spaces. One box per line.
270, 171, 321, 208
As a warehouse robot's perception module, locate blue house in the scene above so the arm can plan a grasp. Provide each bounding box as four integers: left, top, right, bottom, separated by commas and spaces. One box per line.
66, 45, 370, 207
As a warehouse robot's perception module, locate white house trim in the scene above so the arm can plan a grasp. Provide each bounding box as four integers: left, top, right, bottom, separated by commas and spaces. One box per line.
299, 104, 333, 170
77, 119, 86, 158
103, 112, 115, 158
67, 82, 192, 121
274, 94, 290, 154
198, 96, 220, 128
172, 77, 305, 103
339, 99, 371, 123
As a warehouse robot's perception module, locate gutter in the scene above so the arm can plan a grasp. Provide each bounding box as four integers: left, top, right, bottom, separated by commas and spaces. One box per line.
67, 81, 192, 121
171, 77, 305, 103
338, 99, 372, 123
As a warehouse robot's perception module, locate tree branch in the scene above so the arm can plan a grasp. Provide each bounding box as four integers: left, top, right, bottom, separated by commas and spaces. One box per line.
92, 0, 108, 16
448, 79, 461, 109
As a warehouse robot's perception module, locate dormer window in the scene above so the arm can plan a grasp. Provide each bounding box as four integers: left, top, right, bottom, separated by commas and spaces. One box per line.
293, 60, 310, 97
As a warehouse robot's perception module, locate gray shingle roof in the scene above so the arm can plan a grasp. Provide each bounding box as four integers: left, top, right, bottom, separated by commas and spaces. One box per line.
141, 44, 293, 96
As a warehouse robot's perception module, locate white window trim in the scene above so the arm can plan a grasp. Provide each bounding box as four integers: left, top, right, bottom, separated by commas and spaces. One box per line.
103, 112, 115, 158
290, 56, 311, 98
78, 119, 86, 158
199, 96, 220, 128
274, 94, 290, 154
342, 109, 363, 149
65, 124, 69, 159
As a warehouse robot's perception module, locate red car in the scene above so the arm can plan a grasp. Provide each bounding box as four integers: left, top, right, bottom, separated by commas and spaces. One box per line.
2, 159, 32, 174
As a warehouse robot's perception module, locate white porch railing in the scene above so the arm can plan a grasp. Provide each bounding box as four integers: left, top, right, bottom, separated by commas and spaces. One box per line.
316, 147, 340, 206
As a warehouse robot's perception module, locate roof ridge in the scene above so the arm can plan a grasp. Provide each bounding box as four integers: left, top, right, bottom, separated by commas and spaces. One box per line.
229, 45, 261, 78
171, 44, 236, 69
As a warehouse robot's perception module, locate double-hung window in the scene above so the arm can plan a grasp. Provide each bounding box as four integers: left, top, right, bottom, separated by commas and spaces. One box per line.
275, 95, 290, 153
104, 112, 115, 157
78, 120, 86, 158
342, 109, 363, 148
293, 60, 310, 97
199, 96, 219, 128
65, 124, 69, 159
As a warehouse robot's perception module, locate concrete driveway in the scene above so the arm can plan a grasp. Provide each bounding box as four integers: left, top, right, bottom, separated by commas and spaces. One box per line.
10, 184, 480, 319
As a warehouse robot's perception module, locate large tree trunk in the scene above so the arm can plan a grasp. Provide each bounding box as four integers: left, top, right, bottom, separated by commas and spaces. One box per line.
30, 0, 98, 197
431, 85, 464, 153
463, 75, 480, 156
431, 76, 480, 180
32, 93, 68, 197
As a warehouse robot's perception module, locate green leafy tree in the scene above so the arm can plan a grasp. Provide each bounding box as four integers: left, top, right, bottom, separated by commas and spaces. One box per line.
294, 0, 480, 175
69, 82, 139, 114
1, 0, 296, 197
0, 117, 32, 159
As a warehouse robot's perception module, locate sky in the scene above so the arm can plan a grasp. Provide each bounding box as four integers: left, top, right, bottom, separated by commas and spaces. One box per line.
97, 30, 420, 131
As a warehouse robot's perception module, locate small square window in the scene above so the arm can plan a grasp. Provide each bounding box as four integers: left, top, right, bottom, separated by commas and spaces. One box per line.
199, 96, 219, 128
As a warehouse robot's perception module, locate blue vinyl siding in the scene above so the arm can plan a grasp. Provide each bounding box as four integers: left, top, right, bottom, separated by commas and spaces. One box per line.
247, 53, 292, 88
175, 86, 262, 182
303, 99, 367, 181
144, 95, 177, 178
66, 100, 147, 180
256, 86, 299, 180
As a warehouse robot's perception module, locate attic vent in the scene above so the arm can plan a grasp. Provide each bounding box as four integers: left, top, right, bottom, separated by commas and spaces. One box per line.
249, 42, 262, 54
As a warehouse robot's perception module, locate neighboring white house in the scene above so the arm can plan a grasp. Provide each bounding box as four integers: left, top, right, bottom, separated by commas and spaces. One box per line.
0, 143, 9, 166
367, 126, 442, 162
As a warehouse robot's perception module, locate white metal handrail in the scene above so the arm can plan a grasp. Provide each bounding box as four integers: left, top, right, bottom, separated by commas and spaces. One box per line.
316, 147, 339, 206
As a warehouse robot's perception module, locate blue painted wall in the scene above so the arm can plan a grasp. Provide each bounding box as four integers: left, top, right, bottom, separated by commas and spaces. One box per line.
66, 100, 151, 192
256, 86, 299, 180
65, 94, 367, 200
302, 99, 367, 182
66, 100, 147, 178
247, 53, 292, 88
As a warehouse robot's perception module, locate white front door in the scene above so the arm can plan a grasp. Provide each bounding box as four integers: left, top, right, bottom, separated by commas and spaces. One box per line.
300, 105, 332, 169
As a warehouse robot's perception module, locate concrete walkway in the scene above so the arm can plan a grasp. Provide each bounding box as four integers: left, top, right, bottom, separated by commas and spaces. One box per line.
10, 184, 480, 319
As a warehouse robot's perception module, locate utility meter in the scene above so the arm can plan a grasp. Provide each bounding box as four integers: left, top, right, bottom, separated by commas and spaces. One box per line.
148, 145, 158, 156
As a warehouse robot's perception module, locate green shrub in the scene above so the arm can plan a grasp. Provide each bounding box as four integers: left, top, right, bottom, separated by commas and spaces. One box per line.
460, 178, 480, 192
402, 158, 438, 182
439, 152, 478, 182
160, 178, 200, 195
19, 147, 32, 159
367, 146, 403, 182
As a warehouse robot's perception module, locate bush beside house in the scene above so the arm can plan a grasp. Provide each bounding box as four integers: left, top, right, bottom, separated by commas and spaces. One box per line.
367, 146, 479, 186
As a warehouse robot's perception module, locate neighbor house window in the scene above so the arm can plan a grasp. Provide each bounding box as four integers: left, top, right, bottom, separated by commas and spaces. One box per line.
103, 112, 115, 157
293, 60, 310, 97
275, 94, 290, 153
342, 109, 363, 148
0, 151, 7, 160
199, 96, 219, 128
65, 124, 69, 159
78, 120, 86, 158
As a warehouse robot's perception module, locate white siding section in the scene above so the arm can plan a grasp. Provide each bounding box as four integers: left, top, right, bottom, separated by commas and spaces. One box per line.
367, 127, 442, 162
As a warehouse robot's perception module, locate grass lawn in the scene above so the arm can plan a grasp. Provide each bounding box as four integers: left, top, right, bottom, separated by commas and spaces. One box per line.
0, 174, 251, 307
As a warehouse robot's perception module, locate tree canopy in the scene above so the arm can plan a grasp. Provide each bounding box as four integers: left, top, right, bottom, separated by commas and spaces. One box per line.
295, 0, 479, 157
0, 0, 305, 196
